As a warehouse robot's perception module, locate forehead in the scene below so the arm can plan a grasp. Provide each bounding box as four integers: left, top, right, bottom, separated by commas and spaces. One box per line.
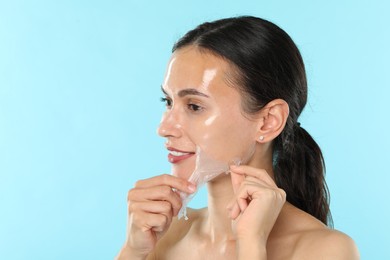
162, 46, 235, 94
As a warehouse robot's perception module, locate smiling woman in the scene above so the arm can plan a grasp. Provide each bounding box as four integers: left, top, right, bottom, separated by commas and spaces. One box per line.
158, 47, 260, 180
116, 16, 359, 259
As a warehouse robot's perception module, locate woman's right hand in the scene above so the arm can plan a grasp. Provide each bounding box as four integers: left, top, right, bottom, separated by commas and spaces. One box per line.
116, 174, 196, 260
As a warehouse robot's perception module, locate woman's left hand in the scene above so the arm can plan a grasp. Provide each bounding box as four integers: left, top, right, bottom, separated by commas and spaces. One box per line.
227, 165, 286, 247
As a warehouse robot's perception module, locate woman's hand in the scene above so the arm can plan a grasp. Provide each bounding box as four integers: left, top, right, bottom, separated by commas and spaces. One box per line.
117, 174, 196, 260
228, 165, 286, 258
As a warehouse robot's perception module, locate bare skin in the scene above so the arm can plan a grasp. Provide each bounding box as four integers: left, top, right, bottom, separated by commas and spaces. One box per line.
145, 172, 359, 259
116, 46, 359, 259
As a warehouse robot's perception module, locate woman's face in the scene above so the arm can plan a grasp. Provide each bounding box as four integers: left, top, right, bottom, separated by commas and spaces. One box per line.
158, 46, 259, 179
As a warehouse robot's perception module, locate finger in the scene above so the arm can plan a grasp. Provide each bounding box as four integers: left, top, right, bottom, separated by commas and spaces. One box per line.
132, 211, 169, 233
230, 170, 245, 193
230, 165, 276, 187
227, 192, 251, 220
235, 181, 258, 209
135, 174, 196, 193
228, 180, 272, 219
230, 169, 273, 202
228, 174, 260, 219
244, 176, 273, 188
130, 200, 173, 215
227, 201, 241, 220
227, 180, 253, 220
235, 181, 286, 205
128, 186, 182, 216
130, 201, 173, 228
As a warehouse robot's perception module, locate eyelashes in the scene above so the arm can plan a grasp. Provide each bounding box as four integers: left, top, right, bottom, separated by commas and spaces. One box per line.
188, 103, 203, 112
160, 97, 204, 112
160, 97, 172, 108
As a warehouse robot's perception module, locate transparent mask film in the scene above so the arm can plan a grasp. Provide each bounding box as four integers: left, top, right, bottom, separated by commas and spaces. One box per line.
177, 145, 255, 220
160, 58, 258, 220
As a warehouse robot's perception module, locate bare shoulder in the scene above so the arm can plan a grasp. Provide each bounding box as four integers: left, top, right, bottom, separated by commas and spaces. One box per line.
288, 208, 360, 260
295, 228, 360, 259
270, 203, 360, 260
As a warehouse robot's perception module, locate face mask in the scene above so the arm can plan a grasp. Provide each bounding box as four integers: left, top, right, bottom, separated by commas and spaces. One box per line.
177, 144, 255, 220
160, 48, 260, 219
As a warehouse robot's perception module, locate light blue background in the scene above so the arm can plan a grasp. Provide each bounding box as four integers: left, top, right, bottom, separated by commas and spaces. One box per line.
1, 0, 389, 259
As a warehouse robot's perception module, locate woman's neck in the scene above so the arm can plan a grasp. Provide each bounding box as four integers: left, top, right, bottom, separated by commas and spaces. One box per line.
204, 173, 236, 242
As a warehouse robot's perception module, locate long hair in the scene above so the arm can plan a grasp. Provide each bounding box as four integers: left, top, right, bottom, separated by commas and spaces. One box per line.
173, 16, 332, 225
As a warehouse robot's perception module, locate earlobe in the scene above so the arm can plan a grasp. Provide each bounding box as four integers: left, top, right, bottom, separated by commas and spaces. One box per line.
256, 99, 289, 143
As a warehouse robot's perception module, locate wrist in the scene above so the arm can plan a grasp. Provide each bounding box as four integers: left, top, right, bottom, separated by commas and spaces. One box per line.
115, 244, 148, 260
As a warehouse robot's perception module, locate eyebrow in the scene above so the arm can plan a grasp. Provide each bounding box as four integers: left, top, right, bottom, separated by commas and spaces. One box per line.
161, 86, 209, 98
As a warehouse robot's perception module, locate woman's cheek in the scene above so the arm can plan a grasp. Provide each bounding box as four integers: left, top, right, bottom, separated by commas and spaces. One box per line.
190, 116, 257, 163
188, 119, 236, 162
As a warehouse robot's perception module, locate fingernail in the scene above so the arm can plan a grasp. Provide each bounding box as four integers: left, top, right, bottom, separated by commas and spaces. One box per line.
188, 183, 196, 192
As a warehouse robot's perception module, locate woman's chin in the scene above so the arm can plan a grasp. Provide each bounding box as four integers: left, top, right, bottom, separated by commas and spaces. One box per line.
171, 161, 195, 180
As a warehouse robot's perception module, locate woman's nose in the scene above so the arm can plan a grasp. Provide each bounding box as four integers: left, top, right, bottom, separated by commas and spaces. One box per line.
157, 110, 182, 138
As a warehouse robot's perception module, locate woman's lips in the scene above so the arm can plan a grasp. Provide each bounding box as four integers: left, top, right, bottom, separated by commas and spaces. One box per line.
167, 148, 195, 164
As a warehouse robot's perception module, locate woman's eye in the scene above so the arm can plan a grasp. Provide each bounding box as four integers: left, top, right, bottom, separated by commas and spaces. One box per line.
188, 103, 203, 112
160, 97, 172, 108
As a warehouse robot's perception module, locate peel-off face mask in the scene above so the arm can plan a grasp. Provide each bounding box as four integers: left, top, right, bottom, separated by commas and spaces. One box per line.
177, 145, 255, 220
159, 47, 261, 219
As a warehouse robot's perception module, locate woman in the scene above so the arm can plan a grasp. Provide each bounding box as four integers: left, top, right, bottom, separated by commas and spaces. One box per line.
116, 16, 359, 259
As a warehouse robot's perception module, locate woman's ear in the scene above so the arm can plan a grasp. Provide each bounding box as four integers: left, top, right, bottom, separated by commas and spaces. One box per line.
256, 99, 289, 143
